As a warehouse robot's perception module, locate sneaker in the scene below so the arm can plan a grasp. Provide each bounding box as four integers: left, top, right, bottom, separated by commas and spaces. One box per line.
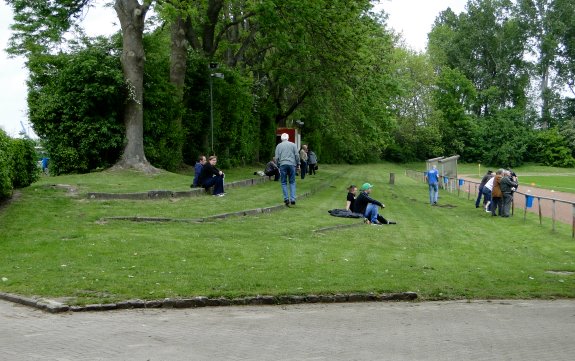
214, 193, 225, 197
290, 200, 296, 205
284, 200, 290, 207
363, 218, 371, 225
387, 221, 397, 225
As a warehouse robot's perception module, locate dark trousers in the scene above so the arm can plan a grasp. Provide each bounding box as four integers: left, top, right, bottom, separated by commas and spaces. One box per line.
502, 193, 514, 217
308, 163, 316, 175
491, 197, 502, 216
475, 186, 484, 207
203, 176, 224, 195
482, 188, 492, 210
265, 169, 280, 181
300, 160, 307, 179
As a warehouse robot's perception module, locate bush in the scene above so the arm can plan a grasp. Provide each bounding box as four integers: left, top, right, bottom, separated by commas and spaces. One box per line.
0, 130, 13, 199
529, 128, 575, 168
9, 138, 39, 188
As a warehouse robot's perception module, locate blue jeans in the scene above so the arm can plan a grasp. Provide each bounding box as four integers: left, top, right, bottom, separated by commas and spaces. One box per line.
429, 183, 438, 204
475, 186, 484, 207
280, 164, 296, 202
482, 188, 492, 210
203, 176, 224, 195
365, 203, 379, 223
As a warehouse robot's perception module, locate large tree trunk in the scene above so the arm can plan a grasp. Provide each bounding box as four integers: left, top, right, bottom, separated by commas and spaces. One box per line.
169, 14, 188, 164
113, 0, 158, 173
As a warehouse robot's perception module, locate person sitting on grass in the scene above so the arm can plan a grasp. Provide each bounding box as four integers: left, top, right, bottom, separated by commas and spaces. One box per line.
353, 183, 385, 225
198, 155, 225, 197
346, 184, 358, 211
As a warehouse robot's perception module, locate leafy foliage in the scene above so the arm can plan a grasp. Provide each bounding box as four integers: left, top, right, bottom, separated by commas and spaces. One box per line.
0, 130, 13, 199
529, 128, 575, 167
27, 38, 126, 174
0, 130, 39, 199
9, 137, 40, 188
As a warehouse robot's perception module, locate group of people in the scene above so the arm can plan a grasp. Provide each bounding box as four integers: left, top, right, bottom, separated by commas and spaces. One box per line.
475, 169, 518, 217
298, 144, 319, 179
192, 155, 226, 197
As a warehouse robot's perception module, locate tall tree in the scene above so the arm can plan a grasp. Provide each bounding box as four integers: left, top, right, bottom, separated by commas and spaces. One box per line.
6, 0, 157, 172
429, 0, 530, 117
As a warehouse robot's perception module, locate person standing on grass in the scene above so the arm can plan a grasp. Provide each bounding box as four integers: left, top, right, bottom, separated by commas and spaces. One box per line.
490, 169, 504, 216
425, 165, 440, 205
299, 144, 308, 180
192, 155, 206, 188
475, 170, 493, 208
499, 170, 518, 217
307, 149, 318, 175
482, 175, 495, 212
353, 183, 385, 224
275, 133, 300, 207
199, 156, 226, 196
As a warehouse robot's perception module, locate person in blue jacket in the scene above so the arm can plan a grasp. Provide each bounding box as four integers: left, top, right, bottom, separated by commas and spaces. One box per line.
192, 155, 206, 187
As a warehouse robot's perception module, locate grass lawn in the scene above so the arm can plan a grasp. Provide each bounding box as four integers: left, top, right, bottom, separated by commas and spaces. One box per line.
0, 163, 574, 305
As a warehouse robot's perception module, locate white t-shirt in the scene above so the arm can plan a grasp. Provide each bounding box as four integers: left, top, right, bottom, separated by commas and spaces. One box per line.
484, 177, 495, 191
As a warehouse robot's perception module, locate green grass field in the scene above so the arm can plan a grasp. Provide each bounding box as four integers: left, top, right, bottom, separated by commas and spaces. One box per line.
0, 163, 574, 305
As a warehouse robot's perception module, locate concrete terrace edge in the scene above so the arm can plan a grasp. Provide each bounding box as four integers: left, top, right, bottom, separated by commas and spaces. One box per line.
0, 291, 418, 313
87, 177, 270, 200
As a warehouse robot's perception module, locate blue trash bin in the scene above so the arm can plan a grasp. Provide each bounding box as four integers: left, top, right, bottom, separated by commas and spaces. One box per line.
525, 195, 534, 208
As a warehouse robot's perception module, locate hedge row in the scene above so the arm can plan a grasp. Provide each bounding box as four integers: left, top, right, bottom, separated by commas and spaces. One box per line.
0, 129, 39, 200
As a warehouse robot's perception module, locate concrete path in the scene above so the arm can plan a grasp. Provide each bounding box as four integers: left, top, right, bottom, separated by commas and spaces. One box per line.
2, 299, 574, 360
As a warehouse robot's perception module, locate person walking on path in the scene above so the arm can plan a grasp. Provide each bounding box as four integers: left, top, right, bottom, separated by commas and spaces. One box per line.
425, 165, 440, 205
475, 170, 493, 208
299, 144, 308, 180
275, 133, 300, 207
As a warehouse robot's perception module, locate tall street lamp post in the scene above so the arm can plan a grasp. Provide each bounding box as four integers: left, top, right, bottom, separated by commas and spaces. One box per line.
209, 62, 224, 154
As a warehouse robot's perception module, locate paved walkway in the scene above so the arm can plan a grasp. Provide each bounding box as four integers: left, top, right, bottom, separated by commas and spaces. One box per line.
2, 299, 574, 360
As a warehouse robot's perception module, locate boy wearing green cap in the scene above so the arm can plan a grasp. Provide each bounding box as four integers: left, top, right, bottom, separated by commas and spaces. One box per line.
353, 183, 385, 224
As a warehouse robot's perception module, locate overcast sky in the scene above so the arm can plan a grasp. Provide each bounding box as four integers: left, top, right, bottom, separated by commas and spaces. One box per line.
0, 0, 467, 138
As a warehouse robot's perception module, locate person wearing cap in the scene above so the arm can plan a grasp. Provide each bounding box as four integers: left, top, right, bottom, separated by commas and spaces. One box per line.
275, 133, 300, 206
425, 165, 440, 205
353, 183, 385, 225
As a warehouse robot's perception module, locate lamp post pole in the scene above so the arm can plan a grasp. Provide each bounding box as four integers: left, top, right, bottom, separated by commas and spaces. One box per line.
209, 74, 214, 155
208, 66, 224, 155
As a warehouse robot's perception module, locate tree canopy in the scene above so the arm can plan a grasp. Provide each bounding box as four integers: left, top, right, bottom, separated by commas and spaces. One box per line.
4, 0, 575, 173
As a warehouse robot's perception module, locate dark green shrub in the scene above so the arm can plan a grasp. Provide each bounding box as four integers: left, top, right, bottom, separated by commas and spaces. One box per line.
10, 138, 40, 188
27, 38, 125, 175
529, 128, 575, 167
0, 130, 14, 199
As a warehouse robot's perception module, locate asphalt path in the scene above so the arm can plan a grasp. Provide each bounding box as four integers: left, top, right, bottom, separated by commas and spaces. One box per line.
2, 299, 574, 360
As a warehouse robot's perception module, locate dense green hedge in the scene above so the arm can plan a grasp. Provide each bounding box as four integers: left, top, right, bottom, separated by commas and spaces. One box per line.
0, 129, 40, 200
